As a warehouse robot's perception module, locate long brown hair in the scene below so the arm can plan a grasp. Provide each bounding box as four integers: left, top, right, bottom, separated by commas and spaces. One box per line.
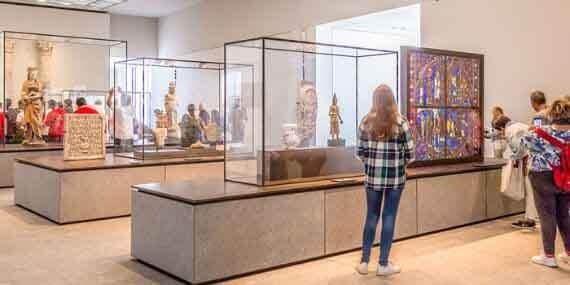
361, 85, 399, 140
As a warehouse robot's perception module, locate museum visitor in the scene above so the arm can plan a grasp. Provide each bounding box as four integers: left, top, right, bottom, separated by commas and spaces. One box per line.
356, 85, 415, 276
521, 98, 570, 267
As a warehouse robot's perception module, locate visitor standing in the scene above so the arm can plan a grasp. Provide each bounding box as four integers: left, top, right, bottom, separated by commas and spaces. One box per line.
74, 97, 99, 114
355, 85, 415, 276
488, 106, 511, 158
522, 99, 570, 267
511, 91, 549, 230
43, 99, 65, 143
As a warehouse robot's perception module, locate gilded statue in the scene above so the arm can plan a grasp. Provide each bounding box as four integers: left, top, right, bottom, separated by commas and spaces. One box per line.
20, 67, 45, 145
329, 93, 343, 143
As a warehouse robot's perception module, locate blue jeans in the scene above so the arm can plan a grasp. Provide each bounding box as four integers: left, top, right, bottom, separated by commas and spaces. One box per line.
361, 187, 403, 266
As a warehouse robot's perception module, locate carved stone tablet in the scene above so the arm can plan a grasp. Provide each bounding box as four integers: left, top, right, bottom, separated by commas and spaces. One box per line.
64, 114, 106, 161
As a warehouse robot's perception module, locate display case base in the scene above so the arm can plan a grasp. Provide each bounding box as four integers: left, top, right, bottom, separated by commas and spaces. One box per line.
327, 139, 346, 147
13, 154, 223, 224
131, 160, 522, 284
116, 147, 223, 160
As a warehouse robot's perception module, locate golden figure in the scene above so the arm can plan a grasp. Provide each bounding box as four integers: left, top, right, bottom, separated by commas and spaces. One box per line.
20, 67, 45, 145
329, 93, 343, 142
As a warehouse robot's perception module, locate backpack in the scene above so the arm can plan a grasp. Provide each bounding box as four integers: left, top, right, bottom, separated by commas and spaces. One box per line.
535, 128, 570, 192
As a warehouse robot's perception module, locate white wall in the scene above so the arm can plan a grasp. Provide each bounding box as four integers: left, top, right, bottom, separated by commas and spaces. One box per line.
158, 0, 419, 57
422, 0, 570, 125
0, 3, 110, 38
110, 14, 158, 58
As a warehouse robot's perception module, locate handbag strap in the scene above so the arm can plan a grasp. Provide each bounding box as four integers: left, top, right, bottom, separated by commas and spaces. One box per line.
535, 128, 565, 149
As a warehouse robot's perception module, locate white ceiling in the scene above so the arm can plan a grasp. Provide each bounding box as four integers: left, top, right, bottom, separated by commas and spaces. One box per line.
108, 0, 200, 17
0, 0, 199, 17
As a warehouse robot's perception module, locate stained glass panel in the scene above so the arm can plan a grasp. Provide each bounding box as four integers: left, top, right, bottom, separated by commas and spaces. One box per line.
446, 109, 482, 158
446, 56, 480, 107
408, 52, 446, 107
409, 108, 446, 161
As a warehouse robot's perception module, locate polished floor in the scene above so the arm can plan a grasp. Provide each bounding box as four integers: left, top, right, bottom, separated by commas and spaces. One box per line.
0, 188, 568, 285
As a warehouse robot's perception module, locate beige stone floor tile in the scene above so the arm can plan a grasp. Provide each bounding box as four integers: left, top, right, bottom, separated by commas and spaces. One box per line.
1, 188, 570, 284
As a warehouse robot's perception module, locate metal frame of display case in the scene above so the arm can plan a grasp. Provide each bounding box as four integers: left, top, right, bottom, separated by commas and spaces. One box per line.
224, 37, 398, 186
400, 46, 484, 167
112, 57, 254, 160
1, 30, 127, 147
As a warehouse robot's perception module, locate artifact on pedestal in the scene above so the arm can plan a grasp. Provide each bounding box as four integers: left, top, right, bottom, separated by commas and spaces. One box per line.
282, 124, 300, 149
328, 93, 345, 147
153, 109, 168, 149
164, 81, 180, 141
180, 104, 202, 148
63, 114, 106, 161
20, 67, 46, 146
296, 81, 318, 147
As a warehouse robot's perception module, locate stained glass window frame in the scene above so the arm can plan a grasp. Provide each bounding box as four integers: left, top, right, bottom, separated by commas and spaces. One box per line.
401, 46, 484, 167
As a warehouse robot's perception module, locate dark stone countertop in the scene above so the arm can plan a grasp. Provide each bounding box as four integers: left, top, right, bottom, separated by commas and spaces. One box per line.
133, 159, 507, 205
15, 153, 224, 172
0, 143, 115, 153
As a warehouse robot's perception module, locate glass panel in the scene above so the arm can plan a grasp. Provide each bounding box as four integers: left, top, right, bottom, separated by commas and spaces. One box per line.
1, 32, 126, 148
446, 109, 482, 158
446, 56, 481, 107
357, 53, 399, 121
113, 58, 226, 160
0, 33, 4, 145
409, 107, 446, 161
408, 52, 445, 107
226, 38, 398, 185
225, 39, 261, 184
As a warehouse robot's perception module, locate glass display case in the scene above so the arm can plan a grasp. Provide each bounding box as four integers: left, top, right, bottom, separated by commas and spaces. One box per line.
1, 31, 127, 146
225, 37, 398, 186
113, 58, 251, 160
401, 46, 484, 166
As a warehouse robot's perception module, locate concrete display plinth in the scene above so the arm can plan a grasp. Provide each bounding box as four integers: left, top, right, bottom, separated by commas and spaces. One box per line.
131, 160, 522, 284
14, 154, 223, 224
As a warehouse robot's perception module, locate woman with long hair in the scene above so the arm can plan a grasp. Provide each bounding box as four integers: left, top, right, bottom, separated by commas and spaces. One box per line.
355, 85, 414, 276
523, 98, 570, 268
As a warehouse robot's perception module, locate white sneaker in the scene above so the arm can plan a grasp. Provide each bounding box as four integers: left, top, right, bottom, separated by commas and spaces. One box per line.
532, 255, 558, 268
355, 262, 368, 275
558, 253, 570, 264
376, 262, 401, 276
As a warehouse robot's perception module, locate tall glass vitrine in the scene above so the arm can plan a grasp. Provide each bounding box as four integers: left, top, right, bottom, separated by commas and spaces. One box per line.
225, 37, 398, 186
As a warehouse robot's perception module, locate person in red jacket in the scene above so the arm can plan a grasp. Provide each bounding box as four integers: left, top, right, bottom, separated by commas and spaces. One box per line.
44, 100, 65, 143
74, 97, 99, 114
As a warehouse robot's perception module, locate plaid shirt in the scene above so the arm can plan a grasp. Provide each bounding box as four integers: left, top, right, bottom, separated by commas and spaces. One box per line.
521, 127, 570, 172
357, 116, 415, 191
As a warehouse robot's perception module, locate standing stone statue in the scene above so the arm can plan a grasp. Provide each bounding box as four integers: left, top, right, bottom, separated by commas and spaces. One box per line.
296, 81, 318, 147
20, 67, 46, 145
328, 93, 344, 146
164, 81, 180, 140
